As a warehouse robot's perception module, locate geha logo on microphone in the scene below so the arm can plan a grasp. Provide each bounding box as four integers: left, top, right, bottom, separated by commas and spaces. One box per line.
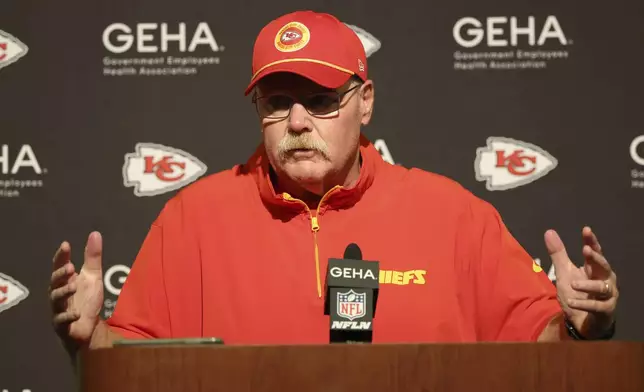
123, 143, 207, 197
330, 266, 377, 281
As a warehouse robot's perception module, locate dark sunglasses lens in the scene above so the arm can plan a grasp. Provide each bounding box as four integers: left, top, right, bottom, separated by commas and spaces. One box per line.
258, 95, 293, 118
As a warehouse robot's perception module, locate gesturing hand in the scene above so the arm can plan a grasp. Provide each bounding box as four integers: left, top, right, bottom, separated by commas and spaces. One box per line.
49, 232, 104, 351
545, 226, 618, 339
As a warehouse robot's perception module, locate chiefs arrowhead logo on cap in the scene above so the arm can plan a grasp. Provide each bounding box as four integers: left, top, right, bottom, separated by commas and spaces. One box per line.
274, 21, 310, 52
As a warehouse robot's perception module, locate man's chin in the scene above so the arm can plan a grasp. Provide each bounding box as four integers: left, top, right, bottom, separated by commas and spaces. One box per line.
283, 164, 328, 184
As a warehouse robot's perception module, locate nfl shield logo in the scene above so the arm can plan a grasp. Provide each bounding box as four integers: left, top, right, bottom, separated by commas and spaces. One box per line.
337, 289, 366, 321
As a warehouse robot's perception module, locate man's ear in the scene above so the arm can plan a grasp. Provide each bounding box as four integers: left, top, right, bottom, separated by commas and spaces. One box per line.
359, 80, 375, 126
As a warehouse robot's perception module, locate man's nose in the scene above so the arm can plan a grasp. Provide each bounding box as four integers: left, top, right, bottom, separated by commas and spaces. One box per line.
287, 103, 312, 133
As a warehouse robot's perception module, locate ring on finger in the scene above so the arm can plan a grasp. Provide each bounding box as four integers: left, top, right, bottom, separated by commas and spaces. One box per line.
600, 280, 611, 298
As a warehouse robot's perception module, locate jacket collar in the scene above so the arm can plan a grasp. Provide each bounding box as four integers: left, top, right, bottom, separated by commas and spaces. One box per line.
248, 134, 380, 217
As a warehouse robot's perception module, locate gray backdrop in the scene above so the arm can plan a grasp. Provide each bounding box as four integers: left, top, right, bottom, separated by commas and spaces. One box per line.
1, 0, 643, 390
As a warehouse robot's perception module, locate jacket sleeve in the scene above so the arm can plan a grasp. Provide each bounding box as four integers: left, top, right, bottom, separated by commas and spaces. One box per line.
104, 213, 171, 339
456, 195, 562, 341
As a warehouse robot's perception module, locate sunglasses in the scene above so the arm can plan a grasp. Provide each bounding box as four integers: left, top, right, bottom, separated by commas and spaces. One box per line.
252, 84, 361, 120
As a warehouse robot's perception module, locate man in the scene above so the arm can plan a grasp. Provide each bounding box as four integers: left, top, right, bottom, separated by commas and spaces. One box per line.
49, 10, 618, 360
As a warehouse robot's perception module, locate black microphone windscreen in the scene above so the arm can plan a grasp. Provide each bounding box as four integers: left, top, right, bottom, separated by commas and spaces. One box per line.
343, 243, 363, 260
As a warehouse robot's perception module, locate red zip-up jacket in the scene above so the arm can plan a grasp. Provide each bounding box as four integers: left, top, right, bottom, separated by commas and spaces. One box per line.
106, 135, 561, 343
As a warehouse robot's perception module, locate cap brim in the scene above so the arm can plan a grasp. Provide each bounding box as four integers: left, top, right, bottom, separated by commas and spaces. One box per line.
244, 60, 354, 96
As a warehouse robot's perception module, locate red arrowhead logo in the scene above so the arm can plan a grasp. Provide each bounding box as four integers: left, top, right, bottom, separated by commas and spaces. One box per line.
0, 273, 29, 313
0, 30, 29, 70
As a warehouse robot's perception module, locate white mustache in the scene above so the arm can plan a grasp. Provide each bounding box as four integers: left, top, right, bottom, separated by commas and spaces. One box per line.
277, 133, 330, 160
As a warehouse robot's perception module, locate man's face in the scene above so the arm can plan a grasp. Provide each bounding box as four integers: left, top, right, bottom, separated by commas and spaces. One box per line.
255, 72, 373, 194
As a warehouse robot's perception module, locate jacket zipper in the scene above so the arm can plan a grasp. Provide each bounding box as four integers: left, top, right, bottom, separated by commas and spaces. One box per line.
283, 185, 341, 298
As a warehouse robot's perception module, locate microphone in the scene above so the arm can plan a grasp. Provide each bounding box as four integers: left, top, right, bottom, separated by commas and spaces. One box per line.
343, 242, 362, 261
324, 243, 379, 344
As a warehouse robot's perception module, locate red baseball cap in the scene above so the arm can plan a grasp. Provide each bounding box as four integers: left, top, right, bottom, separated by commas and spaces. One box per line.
244, 10, 368, 96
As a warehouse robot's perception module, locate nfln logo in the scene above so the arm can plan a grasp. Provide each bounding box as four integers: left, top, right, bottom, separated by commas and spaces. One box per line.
0, 273, 29, 314
475, 137, 558, 191
123, 143, 207, 197
0, 30, 29, 71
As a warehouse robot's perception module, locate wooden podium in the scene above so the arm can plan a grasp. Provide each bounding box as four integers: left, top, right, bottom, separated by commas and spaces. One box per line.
79, 342, 644, 392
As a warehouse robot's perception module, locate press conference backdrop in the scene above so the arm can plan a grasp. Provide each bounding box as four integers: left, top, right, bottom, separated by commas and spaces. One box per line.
1, 0, 643, 389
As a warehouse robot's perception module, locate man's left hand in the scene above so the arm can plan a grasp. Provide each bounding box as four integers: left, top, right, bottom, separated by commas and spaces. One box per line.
545, 226, 618, 339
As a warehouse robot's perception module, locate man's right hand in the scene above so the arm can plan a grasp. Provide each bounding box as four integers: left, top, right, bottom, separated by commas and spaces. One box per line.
49, 231, 104, 353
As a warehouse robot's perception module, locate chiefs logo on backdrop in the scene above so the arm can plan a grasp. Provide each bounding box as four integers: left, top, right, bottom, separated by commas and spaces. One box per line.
374, 139, 395, 165
475, 137, 558, 191
533, 258, 557, 283
123, 143, 207, 197
345, 24, 381, 58
0, 272, 29, 314
0, 29, 29, 71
